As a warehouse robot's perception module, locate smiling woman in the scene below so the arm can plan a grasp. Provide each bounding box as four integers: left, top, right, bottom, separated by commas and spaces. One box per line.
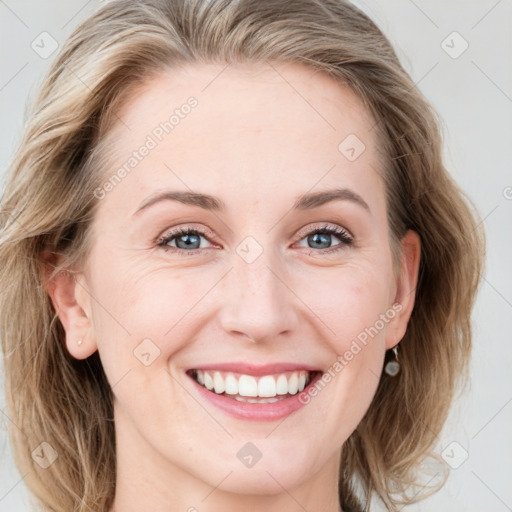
0, 1, 485, 512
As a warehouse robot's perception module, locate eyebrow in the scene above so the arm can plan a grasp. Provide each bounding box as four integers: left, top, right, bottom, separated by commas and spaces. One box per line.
133, 187, 370, 216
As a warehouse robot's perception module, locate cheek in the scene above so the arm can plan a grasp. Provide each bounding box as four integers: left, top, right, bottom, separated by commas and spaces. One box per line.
89, 248, 393, 373
88, 259, 209, 362
300, 273, 390, 434
295, 261, 392, 351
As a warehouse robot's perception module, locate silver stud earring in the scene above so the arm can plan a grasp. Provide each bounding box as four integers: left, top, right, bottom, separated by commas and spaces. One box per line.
384, 345, 400, 376
77, 339, 83, 346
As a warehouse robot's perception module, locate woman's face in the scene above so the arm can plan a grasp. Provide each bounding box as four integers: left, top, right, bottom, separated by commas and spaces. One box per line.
56, 62, 419, 502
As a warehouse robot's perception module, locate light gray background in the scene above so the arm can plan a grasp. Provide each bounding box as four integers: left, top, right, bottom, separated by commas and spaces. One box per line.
1, 0, 511, 510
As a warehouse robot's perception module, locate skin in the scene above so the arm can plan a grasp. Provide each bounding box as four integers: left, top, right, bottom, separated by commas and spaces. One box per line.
47, 61, 420, 512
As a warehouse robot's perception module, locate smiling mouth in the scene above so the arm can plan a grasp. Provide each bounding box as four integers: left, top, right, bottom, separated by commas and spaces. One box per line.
186, 369, 320, 403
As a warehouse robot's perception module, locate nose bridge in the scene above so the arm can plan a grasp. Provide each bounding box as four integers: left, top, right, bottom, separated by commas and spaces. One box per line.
218, 240, 298, 342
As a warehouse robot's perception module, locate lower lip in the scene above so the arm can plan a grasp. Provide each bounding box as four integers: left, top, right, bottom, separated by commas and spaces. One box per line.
186, 371, 323, 422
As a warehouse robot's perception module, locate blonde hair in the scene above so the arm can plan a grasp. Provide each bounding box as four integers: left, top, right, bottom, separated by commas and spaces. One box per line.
0, 1, 485, 511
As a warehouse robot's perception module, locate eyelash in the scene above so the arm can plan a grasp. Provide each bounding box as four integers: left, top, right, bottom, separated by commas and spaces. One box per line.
156, 224, 354, 255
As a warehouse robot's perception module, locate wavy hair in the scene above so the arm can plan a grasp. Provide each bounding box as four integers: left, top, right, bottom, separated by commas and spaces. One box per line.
0, 1, 485, 511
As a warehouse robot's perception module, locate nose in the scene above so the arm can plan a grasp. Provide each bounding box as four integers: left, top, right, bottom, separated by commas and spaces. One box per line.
217, 250, 299, 344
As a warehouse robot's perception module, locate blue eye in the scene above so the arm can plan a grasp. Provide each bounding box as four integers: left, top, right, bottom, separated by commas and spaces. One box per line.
156, 224, 353, 254
157, 228, 212, 253
296, 225, 353, 252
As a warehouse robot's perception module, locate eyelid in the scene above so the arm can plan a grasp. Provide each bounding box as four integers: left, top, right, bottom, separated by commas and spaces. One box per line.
156, 221, 354, 254
155, 223, 218, 247
294, 222, 353, 241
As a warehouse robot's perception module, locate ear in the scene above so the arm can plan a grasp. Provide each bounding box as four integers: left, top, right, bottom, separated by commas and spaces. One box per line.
41, 251, 97, 359
385, 229, 421, 350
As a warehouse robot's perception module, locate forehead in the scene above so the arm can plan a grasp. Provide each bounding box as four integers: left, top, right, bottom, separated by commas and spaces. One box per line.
99, 61, 384, 214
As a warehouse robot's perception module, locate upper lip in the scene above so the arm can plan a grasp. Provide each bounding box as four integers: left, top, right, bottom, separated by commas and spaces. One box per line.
186, 362, 322, 376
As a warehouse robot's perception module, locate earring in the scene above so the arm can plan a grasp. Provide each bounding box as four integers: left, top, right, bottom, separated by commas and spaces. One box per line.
77, 339, 83, 346
384, 344, 400, 376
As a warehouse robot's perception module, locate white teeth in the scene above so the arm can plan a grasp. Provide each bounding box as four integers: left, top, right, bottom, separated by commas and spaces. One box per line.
288, 372, 299, 395
204, 372, 214, 390
258, 375, 276, 397
224, 374, 238, 395
192, 369, 313, 398
238, 375, 258, 397
298, 373, 306, 392
234, 396, 282, 403
276, 374, 288, 395
213, 372, 225, 394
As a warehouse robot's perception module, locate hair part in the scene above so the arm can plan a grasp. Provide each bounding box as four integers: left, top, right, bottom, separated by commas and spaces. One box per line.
0, 1, 485, 511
